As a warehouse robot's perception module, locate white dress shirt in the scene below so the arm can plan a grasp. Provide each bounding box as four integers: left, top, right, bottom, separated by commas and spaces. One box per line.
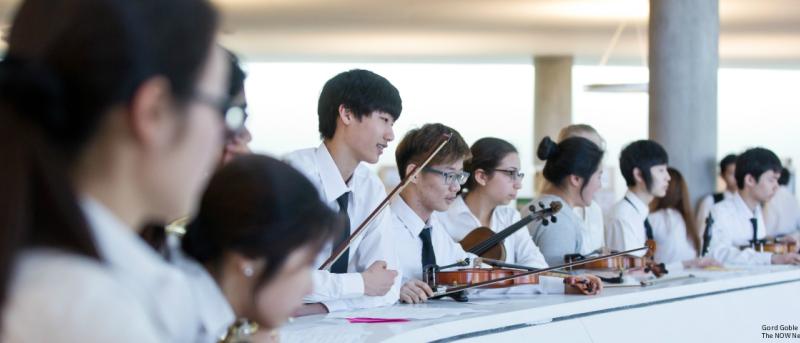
392, 196, 470, 283
696, 190, 735, 237
573, 201, 605, 255
441, 195, 548, 268
2, 249, 159, 342
169, 235, 236, 343
81, 196, 200, 342
605, 191, 651, 257
764, 186, 800, 238
647, 208, 699, 265
706, 193, 773, 265
285, 144, 400, 312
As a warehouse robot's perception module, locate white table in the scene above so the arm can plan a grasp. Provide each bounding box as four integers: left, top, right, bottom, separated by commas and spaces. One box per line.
281, 265, 800, 342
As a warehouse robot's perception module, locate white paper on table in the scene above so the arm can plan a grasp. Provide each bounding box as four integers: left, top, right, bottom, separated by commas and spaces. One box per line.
281, 325, 369, 343
325, 305, 485, 320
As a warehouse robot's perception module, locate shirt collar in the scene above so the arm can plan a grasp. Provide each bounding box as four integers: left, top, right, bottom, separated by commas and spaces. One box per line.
624, 190, 650, 216
80, 195, 183, 288
733, 192, 760, 219
450, 195, 481, 227
315, 142, 359, 205
392, 195, 430, 237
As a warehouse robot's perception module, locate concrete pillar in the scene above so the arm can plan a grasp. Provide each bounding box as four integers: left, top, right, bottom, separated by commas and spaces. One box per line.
649, 0, 718, 207
534, 56, 573, 166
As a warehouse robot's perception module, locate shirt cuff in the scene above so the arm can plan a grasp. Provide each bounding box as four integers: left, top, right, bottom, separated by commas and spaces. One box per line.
320, 300, 346, 313
540, 276, 565, 294
665, 261, 684, 274
340, 272, 365, 298
758, 252, 774, 265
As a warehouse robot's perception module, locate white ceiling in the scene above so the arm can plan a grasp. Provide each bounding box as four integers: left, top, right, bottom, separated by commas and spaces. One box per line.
2, 0, 799, 67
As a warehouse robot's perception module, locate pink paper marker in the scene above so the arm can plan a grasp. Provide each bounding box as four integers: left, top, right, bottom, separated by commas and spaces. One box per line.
346, 317, 410, 323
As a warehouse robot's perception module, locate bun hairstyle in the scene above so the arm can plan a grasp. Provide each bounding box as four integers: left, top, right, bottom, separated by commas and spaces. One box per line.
537, 136, 604, 196
463, 137, 518, 192
182, 155, 341, 288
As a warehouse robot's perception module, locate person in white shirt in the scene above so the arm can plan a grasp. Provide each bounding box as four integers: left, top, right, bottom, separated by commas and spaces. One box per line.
179, 155, 342, 342
443, 137, 546, 268
285, 69, 401, 316
1, 0, 229, 341
529, 136, 605, 267
606, 141, 718, 271
648, 168, 705, 265
764, 168, 800, 243
556, 124, 608, 254
392, 125, 600, 304
695, 154, 738, 234
704, 148, 800, 265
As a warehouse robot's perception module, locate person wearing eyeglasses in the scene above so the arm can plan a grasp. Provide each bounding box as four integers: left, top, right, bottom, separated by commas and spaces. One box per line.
529, 136, 606, 267
390, 123, 473, 304
439, 137, 602, 297
440, 137, 539, 267
284, 69, 401, 315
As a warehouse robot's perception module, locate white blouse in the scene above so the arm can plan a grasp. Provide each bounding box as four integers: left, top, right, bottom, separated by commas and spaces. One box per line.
647, 208, 699, 265
2, 249, 160, 342
441, 196, 548, 268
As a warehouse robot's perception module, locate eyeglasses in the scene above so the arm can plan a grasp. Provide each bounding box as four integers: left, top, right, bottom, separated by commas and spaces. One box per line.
191, 92, 248, 134
423, 167, 470, 186
494, 168, 525, 182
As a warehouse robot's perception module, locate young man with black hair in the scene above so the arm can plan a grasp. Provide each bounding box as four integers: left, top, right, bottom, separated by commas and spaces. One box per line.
285, 69, 402, 315
696, 154, 738, 232
705, 149, 800, 265
606, 140, 719, 270
391, 124, 600, 304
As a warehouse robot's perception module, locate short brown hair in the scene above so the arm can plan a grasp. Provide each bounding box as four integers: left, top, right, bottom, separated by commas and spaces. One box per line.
395, 123, 471, 179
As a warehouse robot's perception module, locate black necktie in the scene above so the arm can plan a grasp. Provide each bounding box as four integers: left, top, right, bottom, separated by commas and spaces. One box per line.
644, 218, 654, 240
750, 217, 758, 247
330, 192, 351, 274
419, 226, 437, 271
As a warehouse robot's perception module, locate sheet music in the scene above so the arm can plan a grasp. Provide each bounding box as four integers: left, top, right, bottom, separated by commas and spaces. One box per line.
326, 305, 484, 320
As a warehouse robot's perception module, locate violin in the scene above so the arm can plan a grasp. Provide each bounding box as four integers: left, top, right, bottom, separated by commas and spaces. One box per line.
741, 238, 798, 254
459, 201, 562, 260
427, 259, 540, 291
563, 240, 667, 277
424, 247, 647, 301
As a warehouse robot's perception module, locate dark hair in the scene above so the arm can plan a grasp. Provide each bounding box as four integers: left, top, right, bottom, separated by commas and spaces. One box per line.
719, 154, 737, 176
463, 137, 518, 191
317, 69, 402, 140
735, 147, 782, 189
182, 155, 340, 288
652, 167, 701, 255
395, 123, 470, 179
0, 0, 218, 314
778, 167, 791, 186
225, 49, 247, 99
537, 136, 604, 199
619, 140, 669, 190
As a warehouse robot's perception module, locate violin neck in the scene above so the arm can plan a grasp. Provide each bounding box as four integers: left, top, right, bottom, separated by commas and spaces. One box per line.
468, 212, 539, 256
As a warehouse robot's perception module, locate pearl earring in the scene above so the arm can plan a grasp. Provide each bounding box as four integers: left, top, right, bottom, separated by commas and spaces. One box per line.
242, 265, 254, 277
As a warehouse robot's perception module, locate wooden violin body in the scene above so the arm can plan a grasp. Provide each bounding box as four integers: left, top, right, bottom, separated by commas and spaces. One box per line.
563, 240, 666, 277
458, 201, 562, 261
459, 227, 505, 260
564, 254, 645, 271
741, 240, 798, 254
431, 267, 540, 289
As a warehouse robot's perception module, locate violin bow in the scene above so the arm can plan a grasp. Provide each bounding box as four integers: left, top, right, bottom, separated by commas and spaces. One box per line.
432, 246, 648, 297
319, 133, 453, 271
